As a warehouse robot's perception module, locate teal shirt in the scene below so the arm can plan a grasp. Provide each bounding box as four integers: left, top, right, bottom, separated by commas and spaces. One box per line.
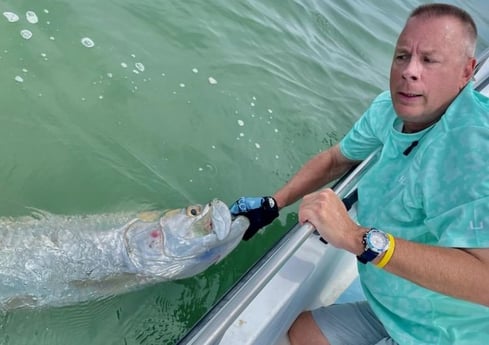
340, 82, 489, 345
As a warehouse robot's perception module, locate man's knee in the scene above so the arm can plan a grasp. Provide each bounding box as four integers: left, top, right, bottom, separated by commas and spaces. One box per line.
288, 311, 329, 345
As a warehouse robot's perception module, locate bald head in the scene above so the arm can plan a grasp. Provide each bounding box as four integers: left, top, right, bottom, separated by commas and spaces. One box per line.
406, 3, 477, 58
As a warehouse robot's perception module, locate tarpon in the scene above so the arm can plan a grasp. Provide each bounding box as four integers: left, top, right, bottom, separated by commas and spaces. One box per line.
0, 199, 249, 310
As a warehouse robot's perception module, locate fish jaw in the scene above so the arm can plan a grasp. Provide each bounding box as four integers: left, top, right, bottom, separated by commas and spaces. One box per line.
209, 199, 232, 241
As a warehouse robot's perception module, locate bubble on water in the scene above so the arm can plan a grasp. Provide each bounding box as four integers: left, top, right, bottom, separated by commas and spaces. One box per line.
107, 73, 113, 78
121, 62, 128, 68
161, 72, 166, 77
98, 95, 104, 99
208, 77, 217, 85
26, 11, 38, 24
49, 36, 55, 41
255, 143, 261, 149
20, 30, 33, 40
81, 37, 95, 48
192, 68, 198, 74
250, 102, 255, 107
15, 75, 24, 83
275, 155, 280, 159
211, 145, 216, 149
3, 12, 19, 22
274, 128, 279, 133
198, 167, 204, 172
239, 133, 244, 137
135, 62, 145, 72
44, 9, 49, 14
179, 83, 185, 88
22, 68, 28, 73
237, 120, 244, 126
268, 109, 273, 114
132, 69, 139, 74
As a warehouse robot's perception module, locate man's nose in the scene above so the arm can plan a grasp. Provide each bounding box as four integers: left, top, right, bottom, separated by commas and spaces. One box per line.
402, 58, 421, 81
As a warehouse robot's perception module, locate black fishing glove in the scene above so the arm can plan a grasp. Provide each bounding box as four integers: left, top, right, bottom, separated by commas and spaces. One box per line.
229, 196, 279, 240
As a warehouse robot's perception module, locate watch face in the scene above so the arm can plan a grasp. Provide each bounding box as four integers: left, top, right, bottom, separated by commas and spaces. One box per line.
366, 229, 389, 253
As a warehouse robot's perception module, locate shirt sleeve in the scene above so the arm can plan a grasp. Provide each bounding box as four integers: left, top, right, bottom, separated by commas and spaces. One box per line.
339, 91, 391, 160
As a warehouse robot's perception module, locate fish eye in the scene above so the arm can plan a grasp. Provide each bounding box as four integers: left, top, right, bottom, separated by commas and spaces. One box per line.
186, 205, 202, 217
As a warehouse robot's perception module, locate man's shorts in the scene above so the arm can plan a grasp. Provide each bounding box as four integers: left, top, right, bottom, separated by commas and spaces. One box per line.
311, 301, 398, 345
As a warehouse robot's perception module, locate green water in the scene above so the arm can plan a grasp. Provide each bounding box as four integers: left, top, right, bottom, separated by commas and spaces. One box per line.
1, 1, 488, 344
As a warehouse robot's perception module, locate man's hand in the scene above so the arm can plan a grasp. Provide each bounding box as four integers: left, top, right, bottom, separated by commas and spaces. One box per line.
230, 196, 279, 240
299, 189, 364, 254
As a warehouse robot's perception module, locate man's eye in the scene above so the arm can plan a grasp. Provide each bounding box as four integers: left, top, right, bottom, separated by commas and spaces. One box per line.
186, 205, 202, 216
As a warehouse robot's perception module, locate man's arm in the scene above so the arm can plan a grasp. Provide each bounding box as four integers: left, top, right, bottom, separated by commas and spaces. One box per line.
273, 145, 359, 209
299, 189, 489, 307
385, 241, 489, 307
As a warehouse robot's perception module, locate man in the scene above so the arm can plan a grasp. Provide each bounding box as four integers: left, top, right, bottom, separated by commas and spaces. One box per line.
230, 4, 489, 345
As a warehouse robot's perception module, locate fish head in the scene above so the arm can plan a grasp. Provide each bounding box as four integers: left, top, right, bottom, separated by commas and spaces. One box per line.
160, 199, 248, 258
124, 199, 249, 279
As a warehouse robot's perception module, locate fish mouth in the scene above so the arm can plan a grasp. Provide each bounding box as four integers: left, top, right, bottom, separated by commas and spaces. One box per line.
208, 199, 232, 241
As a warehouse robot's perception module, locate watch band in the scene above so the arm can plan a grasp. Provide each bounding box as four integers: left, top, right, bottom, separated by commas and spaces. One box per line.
357, 247, 379, 264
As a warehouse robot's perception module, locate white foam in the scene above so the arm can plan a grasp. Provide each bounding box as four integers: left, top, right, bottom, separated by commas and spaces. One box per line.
20, 30, 32, 40
15, 75, 24, 83
255, 143, 261, 149
3, 12, 19, 22
192, 68, 198, 74
179, 83, 185, 88
237, 120, 244, 126
26, 11, 38, 24
208, 77, 217, 85
135, 62, 145, 72
81, 37, 95, 48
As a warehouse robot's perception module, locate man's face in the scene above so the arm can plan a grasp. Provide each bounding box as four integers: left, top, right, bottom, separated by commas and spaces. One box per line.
389, 16, 475, 132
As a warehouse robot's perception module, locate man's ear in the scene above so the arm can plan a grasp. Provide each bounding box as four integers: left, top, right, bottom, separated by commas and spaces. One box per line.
461, 57, 476, 88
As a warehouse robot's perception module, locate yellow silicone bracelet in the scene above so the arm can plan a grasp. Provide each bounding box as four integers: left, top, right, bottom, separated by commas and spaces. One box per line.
376, 233, 395, 269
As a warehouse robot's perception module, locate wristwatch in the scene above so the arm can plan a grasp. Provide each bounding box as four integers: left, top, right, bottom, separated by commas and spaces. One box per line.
357, 228, 390, 264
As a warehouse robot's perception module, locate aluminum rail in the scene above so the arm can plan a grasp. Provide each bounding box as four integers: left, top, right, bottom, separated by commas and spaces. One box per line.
178, 148, 380, 345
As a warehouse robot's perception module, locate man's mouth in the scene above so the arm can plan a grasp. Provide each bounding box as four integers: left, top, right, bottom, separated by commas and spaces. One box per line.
399, 91, 421, 98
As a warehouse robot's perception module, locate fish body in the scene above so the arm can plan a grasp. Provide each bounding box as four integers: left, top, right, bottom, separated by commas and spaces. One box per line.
0, 199, 249, 309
